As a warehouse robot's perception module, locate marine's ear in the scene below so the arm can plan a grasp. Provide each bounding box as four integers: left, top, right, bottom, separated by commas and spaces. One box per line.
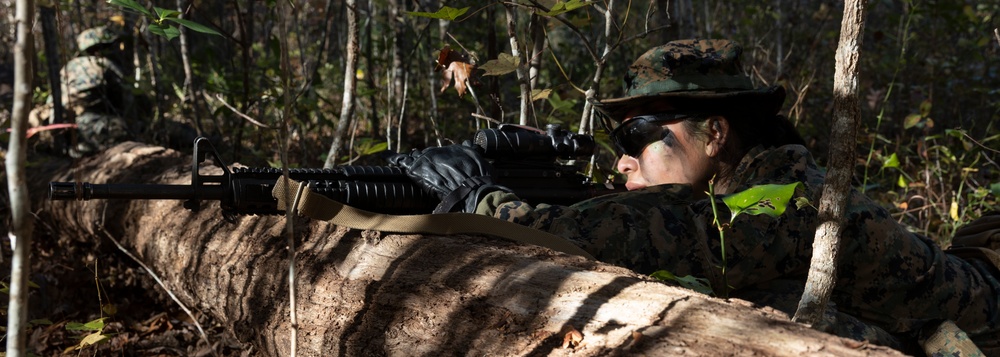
704, 116, 730, 158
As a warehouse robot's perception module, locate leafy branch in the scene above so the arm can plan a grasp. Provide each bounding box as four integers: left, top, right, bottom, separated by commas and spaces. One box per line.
107, 0, 221, 40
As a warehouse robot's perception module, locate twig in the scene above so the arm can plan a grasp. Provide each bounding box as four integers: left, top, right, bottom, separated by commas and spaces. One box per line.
208, 92, 273, 129
97, 226, 211, 343
470, 113, 502, 125
959, 130, 1000, 169
94, 218, 211, 348
445, 32, 479, 63
995, 28, 1000, 47
285, 179, 307, 357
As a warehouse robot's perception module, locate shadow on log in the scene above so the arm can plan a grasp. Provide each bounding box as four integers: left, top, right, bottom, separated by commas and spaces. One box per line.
29, 142, 904, 356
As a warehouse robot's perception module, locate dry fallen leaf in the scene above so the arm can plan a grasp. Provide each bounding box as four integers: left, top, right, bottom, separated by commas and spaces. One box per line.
560, 325, 584, 349
435, 45, 476, 98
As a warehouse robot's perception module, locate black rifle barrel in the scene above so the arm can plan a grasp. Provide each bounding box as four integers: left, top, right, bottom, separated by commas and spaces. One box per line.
49, 182, 227, 201
47, 125, 624, 215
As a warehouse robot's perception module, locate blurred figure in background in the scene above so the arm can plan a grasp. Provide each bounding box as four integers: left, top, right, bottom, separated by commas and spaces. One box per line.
30, 24, 139, 157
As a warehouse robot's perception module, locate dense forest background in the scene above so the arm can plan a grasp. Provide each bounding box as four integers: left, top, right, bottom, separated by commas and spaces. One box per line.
0, 0, 1000, 236
1, 0, 997, 237
0, 0, 998, 352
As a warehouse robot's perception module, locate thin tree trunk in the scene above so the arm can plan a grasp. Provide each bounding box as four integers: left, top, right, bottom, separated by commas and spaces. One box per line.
275, 0, 299, 353
528, 14, 545, 90
6, 0, 35, 355
39, 6, 62, 124
38, 5, 66, 151
579, 0, 616, 135
142, 17, 166, 135
503, 4, 531, 126
176, 0, 203, 135
324, 0, 358, 169
793, 0, 868, 326
388, 0, 405, 152
364, 0, 378, 135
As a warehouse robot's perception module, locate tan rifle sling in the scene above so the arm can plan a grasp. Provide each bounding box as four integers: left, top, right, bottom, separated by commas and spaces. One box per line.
272, 178, 595, 260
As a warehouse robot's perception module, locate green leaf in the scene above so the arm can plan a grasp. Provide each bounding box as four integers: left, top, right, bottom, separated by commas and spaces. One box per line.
30, 319, 53, 326
721, 182, 802, 222
537, 0, 594, 16
547, 92, 576, 113
357, 141, 389, 156
794, 196, 814, 210
650, 270, 714, 295
991, 182, 1000, 197
66, 317, 106, 332
73, 332, 110, 350
944, 128, 965, 139
107, 0, 153, 17
919, 99, 932, 117
153, 6, 181, 19
903, 114, 923, 129
882, 152, 900, 169
149, 23, 181, 41
897, 174, 909, 188
164, 17, 223, 36
480, 53, 519, 76
531, 88, 552, 102
404, 6, 469, 21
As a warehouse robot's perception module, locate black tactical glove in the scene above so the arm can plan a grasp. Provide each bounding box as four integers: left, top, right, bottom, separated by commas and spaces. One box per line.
387, 144, 512, 213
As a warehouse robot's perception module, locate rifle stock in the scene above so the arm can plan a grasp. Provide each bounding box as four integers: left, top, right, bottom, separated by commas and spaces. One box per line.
49, 124, 625, 217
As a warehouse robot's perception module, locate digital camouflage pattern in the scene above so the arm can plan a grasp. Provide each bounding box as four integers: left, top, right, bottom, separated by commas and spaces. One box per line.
76, 26, 120, 53
60, 54, 131, 156
617, 39, 753, 96
591, 39, 785, 123
60, 56, 125, 113
477, 144, 1000, 355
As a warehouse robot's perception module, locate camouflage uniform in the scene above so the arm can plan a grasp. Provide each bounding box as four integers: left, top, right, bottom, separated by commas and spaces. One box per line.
474, 39, 1000, 355
478, 145, 1000, 354
32, 26, 133, 156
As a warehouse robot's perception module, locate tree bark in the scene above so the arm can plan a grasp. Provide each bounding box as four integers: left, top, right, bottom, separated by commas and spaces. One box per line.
7, 0, 35, 355
324, 0, 359, 169
176, 0, 204, 135
504, 4, 532, 126
793, 0, 867, 326
31, 142, 905, 357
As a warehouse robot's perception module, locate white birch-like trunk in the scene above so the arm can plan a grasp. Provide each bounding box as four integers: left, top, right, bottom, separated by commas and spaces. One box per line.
6, 0, 35, 355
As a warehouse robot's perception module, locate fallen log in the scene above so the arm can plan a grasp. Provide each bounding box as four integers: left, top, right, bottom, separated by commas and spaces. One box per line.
34, 142, 904, 356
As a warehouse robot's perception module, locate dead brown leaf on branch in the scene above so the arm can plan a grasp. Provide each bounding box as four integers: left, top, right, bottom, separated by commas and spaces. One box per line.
435, 45, 476, 98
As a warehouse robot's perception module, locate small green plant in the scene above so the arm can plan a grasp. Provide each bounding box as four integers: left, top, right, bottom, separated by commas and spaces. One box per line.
649, 270, 713, 295
64, 317, 111, 352
710, 181, 803, 297
651, 181, 804, 297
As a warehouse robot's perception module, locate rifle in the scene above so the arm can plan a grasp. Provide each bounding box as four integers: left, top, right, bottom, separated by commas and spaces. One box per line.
49, 124, 625, 218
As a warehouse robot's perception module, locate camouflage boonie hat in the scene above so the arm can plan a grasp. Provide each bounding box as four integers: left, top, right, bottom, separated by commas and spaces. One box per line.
591, 39, 785, 123
77, 26, 120, 53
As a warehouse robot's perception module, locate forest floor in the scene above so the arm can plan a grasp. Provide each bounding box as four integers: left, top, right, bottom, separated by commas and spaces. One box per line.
4, 229, 248, 356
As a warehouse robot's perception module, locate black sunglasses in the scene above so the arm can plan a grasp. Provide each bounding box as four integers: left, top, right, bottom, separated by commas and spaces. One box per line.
608, 112, 691, 157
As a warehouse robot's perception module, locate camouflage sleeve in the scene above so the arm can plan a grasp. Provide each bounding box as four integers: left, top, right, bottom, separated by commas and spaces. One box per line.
477, 185, 726, 287
729, 145, 1000, 344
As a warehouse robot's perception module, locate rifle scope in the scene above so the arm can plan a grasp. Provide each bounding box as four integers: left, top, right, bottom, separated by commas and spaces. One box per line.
473, 124, 594, 159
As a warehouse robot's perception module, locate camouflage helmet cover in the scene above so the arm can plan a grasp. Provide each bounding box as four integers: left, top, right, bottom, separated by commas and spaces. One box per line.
77, 26, 120, 52
591, 39, 785, 122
